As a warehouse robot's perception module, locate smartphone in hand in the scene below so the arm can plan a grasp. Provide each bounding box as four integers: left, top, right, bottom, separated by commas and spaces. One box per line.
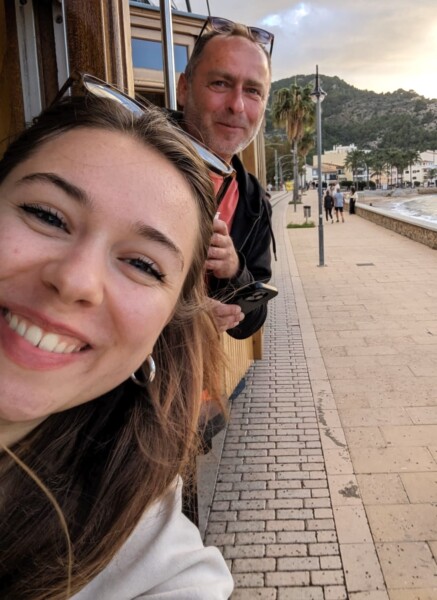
224, 282, 278, 314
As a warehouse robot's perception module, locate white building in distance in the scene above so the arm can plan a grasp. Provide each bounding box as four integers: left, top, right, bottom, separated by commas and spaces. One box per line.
311, 146, 436, 187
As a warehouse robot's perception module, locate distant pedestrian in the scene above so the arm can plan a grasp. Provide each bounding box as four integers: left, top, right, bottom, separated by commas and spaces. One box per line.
324, 188, 334, 223
349, 186, 357, 214
334, 188, 345, 222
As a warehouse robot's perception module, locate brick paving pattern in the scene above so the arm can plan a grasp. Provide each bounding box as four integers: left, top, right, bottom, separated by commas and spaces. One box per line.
204, 195, 348, 599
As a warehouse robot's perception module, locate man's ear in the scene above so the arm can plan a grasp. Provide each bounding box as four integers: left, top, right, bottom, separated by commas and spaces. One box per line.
176, 72, 188, 108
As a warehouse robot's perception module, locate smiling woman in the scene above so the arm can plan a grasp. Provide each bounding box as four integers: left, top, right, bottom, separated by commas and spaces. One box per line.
0, 96, 233, 599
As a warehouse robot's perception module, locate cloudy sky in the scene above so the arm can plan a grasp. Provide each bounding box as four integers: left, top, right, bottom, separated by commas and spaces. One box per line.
173, 0, 437, 99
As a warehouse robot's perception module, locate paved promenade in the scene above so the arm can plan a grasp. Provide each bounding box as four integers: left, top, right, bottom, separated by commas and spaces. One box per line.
204, 190, 437, 599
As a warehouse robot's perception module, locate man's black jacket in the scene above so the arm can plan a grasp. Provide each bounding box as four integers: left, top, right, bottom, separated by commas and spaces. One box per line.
168, 111, 275, 340
209, 153, 274, 339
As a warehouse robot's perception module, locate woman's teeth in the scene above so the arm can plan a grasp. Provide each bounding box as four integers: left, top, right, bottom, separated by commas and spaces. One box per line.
5, 311, 85, 354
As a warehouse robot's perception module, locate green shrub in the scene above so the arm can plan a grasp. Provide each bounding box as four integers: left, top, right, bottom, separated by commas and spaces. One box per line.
287, 221, 315, 228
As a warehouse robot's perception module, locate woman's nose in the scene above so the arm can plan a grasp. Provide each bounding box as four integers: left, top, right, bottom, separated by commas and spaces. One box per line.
42, 245, 105, 306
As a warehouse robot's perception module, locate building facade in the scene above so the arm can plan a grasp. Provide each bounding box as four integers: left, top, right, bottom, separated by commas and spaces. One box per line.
310, 145, 436, 188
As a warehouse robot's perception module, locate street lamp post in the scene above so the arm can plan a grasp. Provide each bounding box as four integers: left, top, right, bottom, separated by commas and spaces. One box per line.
310, 65, 327, 267
274, 149, 279, 190
265, 143, 290, 191
277, 155, 293, 188
278, 155, 294, 169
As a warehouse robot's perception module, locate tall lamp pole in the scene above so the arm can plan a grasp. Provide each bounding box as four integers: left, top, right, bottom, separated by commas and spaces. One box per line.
310, 65, 327, 267
278, 155, 293, 188
274, 149, 279, 190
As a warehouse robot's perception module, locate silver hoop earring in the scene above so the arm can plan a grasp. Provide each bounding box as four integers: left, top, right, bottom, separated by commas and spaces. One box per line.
130, 354, 156, 387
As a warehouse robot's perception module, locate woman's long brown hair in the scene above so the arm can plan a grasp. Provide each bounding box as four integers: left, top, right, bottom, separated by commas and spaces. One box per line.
0, 96, 223, 598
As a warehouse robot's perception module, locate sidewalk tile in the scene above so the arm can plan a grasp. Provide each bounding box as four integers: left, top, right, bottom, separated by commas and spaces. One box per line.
388, 591, 437, 600
339, 542, 385, 592
376, 542, 437, 588
349, 446, 436, 473
333, 506, 373, 543
356, 474, 409, 504
328, 474, 362, 506
366, 504, 437, 542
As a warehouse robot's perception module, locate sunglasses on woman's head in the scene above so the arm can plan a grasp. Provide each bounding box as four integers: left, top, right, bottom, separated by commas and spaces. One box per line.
197, 16, 274, 57
51, 72, 235, 204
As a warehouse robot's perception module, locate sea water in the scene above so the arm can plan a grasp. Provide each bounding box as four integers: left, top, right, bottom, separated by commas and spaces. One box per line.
370, 194, 437, 226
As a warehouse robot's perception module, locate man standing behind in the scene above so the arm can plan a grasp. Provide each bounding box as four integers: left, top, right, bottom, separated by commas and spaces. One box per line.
176, 17, 275, 339
334, 187, 345, 223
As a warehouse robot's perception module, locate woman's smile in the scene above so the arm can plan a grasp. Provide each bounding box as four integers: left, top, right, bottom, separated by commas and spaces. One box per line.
4, 309, 89, 353
0, 304, 93, 371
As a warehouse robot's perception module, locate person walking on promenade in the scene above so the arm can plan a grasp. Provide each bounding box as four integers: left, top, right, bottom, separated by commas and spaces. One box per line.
324, 187, 334, 223
349, 186, 357, 214
176, 16, 275, 340
334, 187, 345, 222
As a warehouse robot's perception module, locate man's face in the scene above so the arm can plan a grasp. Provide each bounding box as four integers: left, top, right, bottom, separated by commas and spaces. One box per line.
177, 35, 271, 163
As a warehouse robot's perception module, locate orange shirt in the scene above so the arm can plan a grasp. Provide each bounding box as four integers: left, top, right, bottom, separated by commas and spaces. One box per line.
210, 173, 239, 231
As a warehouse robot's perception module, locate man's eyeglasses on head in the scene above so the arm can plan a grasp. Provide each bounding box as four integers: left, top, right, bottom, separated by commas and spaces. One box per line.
51, 72, 235, 205
197, 16, 274, 57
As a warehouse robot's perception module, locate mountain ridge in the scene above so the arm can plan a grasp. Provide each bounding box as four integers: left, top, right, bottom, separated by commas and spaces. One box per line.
266, 74, 437, 151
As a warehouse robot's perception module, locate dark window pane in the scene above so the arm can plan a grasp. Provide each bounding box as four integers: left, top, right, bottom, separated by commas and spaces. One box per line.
136, 90, 166, 108
132, 38, 188, 72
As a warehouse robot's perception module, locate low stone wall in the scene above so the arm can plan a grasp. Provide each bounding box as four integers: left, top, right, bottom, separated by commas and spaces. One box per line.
350, 201, 437, 250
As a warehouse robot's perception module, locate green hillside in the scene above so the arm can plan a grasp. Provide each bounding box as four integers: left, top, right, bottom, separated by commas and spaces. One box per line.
266, 75, 437, 151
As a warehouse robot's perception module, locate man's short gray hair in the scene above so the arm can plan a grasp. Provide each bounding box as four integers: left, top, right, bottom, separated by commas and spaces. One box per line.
184, 24, 272, 82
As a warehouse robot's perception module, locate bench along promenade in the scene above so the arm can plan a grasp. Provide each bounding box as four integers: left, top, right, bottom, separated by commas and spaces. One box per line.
203, 189, 437, 600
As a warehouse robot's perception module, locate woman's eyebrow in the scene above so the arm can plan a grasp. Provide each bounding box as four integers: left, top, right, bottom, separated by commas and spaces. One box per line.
17, 172, 90, 206
134, 222, 184, 270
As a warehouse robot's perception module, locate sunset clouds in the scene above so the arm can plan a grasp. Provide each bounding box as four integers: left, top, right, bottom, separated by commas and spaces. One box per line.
176, 0, 437, 99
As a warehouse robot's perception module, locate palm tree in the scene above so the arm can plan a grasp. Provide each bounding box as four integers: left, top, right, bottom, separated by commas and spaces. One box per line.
272, 83, 315, 208
297, 129, 315, 189
381, 148, 399, 187
344, 149, 366, 189
367, 149, 386, 189
404, 149, 420, 186
390, 149, 412, 186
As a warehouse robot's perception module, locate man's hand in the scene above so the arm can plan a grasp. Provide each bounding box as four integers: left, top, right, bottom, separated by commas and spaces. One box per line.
206, 218, 240, 279
209, 298, 244, 332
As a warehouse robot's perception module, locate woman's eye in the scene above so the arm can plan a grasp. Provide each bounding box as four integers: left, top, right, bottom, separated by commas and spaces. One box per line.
125, 257, 165, 282
19, 203, 68, 231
